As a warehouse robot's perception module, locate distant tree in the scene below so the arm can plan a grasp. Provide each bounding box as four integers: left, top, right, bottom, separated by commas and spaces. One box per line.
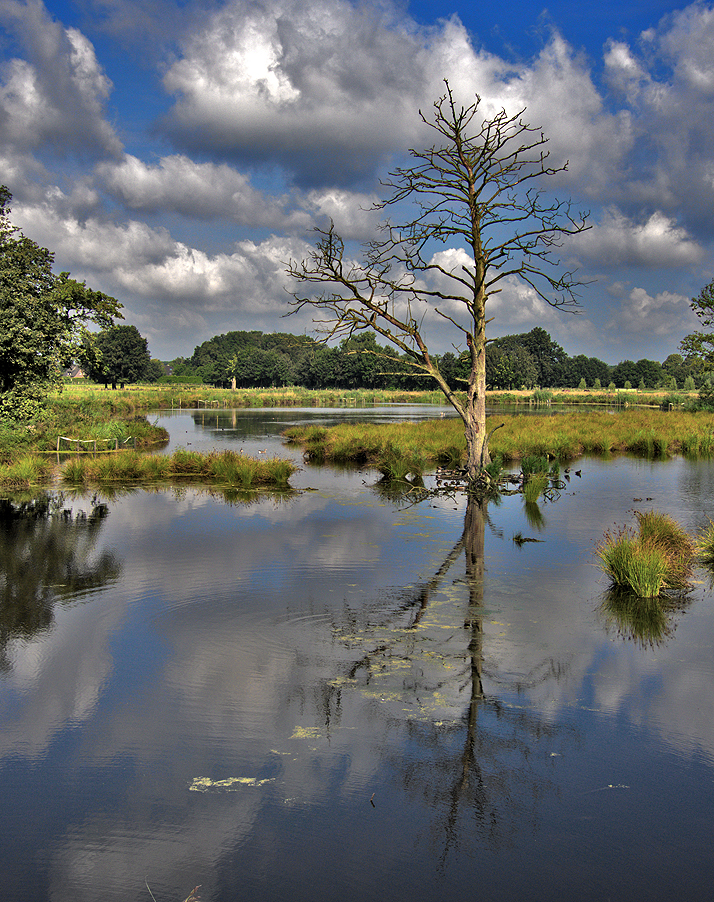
288, 81, 589, 482
147, 359, 165, 383
662, 352, 700, 389
566, 355, 611, 389
611, 360, 638, 388
633, 358, 664, 388
593, 377, 602, 390
684, 375, 696, 391
438, 351, 470, 391
227, 347, 292, 387
486, 343, 539, 389
86, 325, 151, 388
681, 279, 714, 368
0, 186, 121, 416
578, 377, 586, 390
518, 327, 569, 386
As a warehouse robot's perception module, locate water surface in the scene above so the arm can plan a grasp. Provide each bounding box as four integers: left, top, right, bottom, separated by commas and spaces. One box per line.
1, 408, 714, 901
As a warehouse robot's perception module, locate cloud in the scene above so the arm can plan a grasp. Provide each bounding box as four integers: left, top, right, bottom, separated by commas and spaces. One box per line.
98, 154, 312, 231
607, 285, 696, 338
159, 0, 507, 186
0, 0, 121, 158
576, 209, 703, 267
12, 197, 316, 353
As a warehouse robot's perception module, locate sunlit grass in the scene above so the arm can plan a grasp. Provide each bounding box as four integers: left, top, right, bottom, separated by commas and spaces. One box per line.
0, 454, 54, 487
596, 511, 695, 597
61, 449, 297, 490
286, 409, 714, 476
696, 519, 714, 564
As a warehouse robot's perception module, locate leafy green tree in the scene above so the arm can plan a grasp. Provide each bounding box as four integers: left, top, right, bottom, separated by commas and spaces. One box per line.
288, 82, 589, 481
516, 327, 568, 386
0, 187, 121, 416
486, 343, 539, 389
578, 377, 587, 390
681, 279, 714, 366
147, 359, 165, 383
633, 358, 663, 388
565, 355, 611, 389
611, 360, 638, 388
86, 325, 151, 387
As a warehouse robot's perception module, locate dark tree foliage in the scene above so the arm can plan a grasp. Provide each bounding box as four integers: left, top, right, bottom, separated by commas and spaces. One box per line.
0, 186, 121, 416
681, 279, 714, 365
86, 325, 151, 387
485, 343, 539, 389
559, 354, 612, 388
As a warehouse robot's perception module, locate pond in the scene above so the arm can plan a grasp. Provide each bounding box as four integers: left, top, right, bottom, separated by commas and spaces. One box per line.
2, 406, 714, 902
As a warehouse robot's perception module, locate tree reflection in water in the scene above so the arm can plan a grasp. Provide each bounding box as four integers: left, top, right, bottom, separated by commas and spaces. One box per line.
0, 493, 121, 672
319, 493, 573, 861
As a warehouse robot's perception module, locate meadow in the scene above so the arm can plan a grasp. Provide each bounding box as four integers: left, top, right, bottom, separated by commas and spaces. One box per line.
0, 383, 709, 488
284, 407, 714, 476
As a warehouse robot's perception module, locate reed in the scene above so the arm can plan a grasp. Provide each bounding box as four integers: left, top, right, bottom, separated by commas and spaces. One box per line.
596, 511, 695, 597
0, 454, 54, 487
286, 410, 714, 475
60, 449, 297, 490
522, 473, 549, 503
696, 519, 714, 564
285, 419, 462, 477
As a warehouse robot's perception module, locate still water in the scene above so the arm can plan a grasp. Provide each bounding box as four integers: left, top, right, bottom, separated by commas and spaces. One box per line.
2, 407, 714, 901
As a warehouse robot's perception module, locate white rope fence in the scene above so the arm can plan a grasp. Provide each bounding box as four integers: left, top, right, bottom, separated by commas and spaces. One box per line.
56, 435, 136, 454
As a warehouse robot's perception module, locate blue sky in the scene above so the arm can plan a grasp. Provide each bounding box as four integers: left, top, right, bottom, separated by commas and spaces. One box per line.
0, 0, 712, 363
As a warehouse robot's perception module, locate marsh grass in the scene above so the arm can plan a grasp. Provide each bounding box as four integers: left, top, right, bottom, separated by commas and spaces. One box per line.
285, 420, 451, 477
522, 474, 549, 503
696, 519, 714, 564
0, 454, 54, 487
286, 410, 714, 477
596, 511, 695, 597
61, 449, 296, 490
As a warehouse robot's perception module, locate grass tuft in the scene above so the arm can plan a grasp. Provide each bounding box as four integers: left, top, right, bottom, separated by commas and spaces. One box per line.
596, 511, 695, 597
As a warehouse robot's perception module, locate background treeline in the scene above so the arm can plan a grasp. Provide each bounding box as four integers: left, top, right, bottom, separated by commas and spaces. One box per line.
163, 326, 703, 391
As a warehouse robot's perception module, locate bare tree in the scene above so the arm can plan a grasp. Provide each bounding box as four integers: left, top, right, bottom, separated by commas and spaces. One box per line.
287, 81, 589, 483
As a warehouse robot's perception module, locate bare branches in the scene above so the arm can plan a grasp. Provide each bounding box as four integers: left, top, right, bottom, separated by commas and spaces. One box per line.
286, 79, 590, 478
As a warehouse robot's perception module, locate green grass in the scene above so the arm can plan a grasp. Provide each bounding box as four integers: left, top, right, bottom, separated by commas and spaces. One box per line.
286, 409, 714, 476
60, 449, 297, 490
696, 519, 714, 564
0, 454, 55, 487
596, 511, 695, 597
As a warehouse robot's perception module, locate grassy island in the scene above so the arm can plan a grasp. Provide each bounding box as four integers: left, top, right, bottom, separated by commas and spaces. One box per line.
285, 408, 714, 477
